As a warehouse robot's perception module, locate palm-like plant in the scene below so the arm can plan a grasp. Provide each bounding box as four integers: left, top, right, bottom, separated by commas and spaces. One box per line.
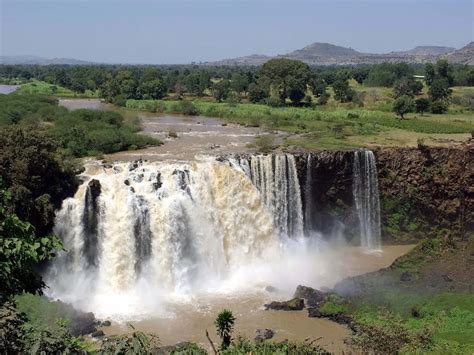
214, 309, 235, 350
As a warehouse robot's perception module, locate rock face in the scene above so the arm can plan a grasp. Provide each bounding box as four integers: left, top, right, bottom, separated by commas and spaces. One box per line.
55, 300, 97, 336
264, 298, 305, 311
292, 145, 473, 242
375, 146, 474, 239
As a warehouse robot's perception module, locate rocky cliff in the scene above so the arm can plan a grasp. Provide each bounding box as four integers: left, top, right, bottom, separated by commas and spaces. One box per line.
293, 144, 473, 242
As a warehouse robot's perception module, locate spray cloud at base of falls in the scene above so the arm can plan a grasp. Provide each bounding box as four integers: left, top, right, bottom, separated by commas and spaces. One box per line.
46, 152, 383, 319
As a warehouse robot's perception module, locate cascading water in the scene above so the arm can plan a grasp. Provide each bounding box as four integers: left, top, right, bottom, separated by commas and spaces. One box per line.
237, 154, 304, 237
352, 150, 382, 251
46, 158, 282, 318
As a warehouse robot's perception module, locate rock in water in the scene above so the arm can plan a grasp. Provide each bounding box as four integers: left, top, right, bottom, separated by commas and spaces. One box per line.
293, 285, 327, 307
307, 308, 322, 318
255, 329, 274, 342
264, 298, 304, 311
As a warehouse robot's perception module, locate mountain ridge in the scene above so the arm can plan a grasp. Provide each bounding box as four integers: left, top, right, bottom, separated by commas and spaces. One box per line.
207, 42, 471, 66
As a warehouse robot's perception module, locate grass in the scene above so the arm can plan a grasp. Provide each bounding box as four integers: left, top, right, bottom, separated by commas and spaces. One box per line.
125, 98, 473, 150
18, 80, 97, 98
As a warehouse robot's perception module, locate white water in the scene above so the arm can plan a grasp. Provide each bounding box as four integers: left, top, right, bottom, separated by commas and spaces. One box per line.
46, 153, 383, 319
352, 150, 382, 251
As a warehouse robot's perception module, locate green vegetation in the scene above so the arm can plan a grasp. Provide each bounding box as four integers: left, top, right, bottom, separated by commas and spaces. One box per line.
18, 80, 97, 98
220, 337, 329, 354
330, 238, 474, 354
215, 309, 236, 350
100, 325, 160, 354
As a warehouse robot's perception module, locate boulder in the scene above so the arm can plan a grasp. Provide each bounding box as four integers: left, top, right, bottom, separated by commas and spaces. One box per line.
255, 329, 274, 342
265, 298, 304, 311
91, 330, 105, 338
307, 307, 322, 318
101, 320, 112, 327
293, 285, 327, 307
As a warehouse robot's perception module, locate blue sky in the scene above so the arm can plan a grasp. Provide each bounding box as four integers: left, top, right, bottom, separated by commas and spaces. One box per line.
1, 0, 473, 64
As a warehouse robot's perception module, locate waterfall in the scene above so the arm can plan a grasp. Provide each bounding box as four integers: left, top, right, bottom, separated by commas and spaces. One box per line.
352, 150, 382, 250
238, 154, 304, 237
46, 159, 280, 312
304, 153, 314, 234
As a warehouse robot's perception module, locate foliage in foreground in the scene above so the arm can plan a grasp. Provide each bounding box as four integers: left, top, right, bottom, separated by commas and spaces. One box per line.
220, 336, 329, 355
100, 326, 160, 354
0, 183, 63, 303
0, 301, 88, 354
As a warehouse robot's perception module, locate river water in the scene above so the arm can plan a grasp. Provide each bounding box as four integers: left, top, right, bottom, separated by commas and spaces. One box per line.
101, 244, 413, 353
0, 84, 20, 94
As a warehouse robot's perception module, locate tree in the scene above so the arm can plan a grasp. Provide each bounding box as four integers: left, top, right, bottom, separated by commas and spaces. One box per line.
0, 182, 63, 303
333, 79, 355, 103
415, 98, 430, 115
311, 78, 327, 98
212, 80, 230, 102
230, 73, 249, 95
428, 78, 452, 101
0, 127, 78, 236
248, 83, 267, 103
215, 309, 235, 350
393, 95, 414, 119
260, 58, 312, 104
137, 79, 166, 100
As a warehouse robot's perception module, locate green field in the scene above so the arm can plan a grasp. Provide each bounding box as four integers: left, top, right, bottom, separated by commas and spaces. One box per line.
18, 80, 97, 98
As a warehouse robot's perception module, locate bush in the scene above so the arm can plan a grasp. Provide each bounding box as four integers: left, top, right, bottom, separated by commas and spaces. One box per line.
100, 326, 160, 354
430, 100, 448, 114
254, 135, 277, 153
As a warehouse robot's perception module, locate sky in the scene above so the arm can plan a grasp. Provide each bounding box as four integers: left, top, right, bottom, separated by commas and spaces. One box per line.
1, 0, 473, 64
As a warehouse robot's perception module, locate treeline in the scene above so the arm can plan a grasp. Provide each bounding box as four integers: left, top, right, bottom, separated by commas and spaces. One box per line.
1, 61, 473, 105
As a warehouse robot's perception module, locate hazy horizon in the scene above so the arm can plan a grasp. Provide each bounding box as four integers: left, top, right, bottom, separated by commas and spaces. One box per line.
1, 0, 473, 64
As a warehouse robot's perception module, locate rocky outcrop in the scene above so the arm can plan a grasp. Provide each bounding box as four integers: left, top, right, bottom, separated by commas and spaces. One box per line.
293, 285, 328, 308
264, 298, 305, 311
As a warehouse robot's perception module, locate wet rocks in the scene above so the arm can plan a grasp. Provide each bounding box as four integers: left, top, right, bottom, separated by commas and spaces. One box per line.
307, 307, 322, 318
91, 330, 105, 338
293, 285, 327, 307
264, 298, 304, 311
88, 179, 101, 200
255, 329, 274, 342
55, 300, 97, 336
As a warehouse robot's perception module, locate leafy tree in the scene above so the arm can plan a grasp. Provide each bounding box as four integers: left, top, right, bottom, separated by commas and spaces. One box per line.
247, 83, 267, 103
212, 79, 230, 102
137, 79, 166, 100
393, 95, 414, 119
311, 78, 327, 98
415, 98, 430, 115
260, 58, 312, 104
230, 73, 249, 95
215, 309, 236, 350
0, 183, 63, 303
428, 78, 452, 101
353, 67, 370, 84
0, 126, 78, 236
333, 79, 355, 103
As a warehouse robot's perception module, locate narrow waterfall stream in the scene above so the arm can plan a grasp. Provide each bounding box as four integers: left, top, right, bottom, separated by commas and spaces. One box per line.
352, 150, 382, 251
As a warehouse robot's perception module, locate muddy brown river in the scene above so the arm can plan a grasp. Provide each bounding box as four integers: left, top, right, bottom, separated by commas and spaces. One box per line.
100, 245, 413, 353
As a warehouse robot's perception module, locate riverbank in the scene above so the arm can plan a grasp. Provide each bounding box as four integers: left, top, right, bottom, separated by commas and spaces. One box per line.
125, 98, 473, 150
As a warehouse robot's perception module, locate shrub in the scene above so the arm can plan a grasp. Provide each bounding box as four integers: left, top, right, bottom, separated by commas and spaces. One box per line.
430, 100, 448, 114
254, 135, 277, 153
100, 326, 160, 354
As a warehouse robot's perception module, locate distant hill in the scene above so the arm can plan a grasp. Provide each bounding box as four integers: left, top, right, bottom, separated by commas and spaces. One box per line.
207, 42, 472, 66
393, 46, 455, 57
444, 42, 474, 65
0, 55, 94, 65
